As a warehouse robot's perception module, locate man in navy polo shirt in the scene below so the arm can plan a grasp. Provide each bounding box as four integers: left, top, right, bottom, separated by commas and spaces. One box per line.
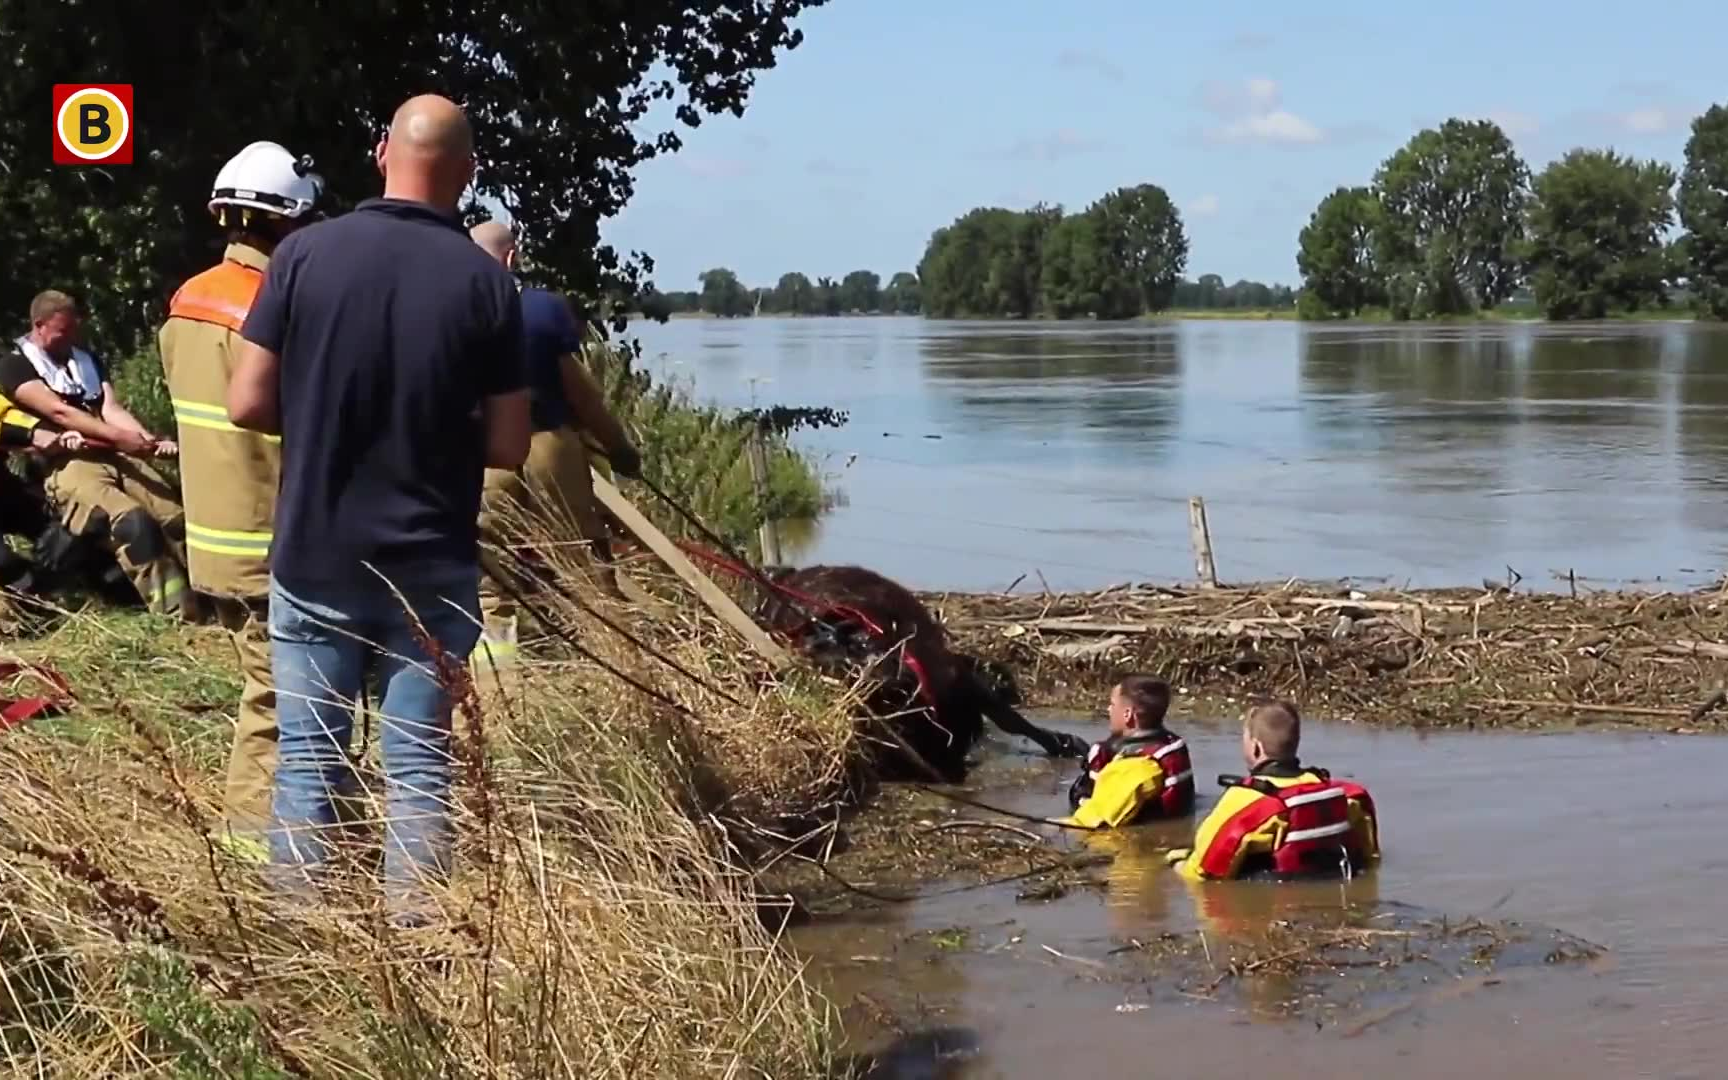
228, 93, 531, 920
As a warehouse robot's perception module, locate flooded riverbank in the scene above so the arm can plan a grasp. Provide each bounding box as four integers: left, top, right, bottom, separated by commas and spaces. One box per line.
795, 715, 1728, 1079
629, 317, 1728, 593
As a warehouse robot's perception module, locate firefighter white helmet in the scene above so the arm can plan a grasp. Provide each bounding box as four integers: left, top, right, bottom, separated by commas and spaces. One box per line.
208, 141, 323, 220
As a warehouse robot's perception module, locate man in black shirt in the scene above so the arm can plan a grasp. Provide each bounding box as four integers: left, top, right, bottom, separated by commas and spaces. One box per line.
2, 291, 194, 617
229, 93, 530, 920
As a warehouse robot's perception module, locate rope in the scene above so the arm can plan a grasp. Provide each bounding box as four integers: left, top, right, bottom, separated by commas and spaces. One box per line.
496, 545, 745, 707
913, 783, 1100, 832
480, 565, 701, 720
628, 476, 942, 709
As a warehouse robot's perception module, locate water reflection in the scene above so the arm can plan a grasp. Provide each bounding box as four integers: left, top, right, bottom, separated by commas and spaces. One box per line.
629, 316, 1728, 591
919, 326, 1183, 455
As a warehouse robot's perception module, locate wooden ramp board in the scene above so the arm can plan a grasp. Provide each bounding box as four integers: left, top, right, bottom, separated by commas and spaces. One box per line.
589, 472, 791, 666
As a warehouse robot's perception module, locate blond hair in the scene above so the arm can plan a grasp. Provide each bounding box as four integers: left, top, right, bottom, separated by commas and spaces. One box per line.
29, 290, 77, 326
1245, 698, 1300, 760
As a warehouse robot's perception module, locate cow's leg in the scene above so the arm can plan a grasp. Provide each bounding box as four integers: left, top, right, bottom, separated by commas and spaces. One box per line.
950, 666, 1085, 757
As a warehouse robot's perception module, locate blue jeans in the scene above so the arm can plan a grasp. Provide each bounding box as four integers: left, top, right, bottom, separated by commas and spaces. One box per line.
267, 567, 481, 915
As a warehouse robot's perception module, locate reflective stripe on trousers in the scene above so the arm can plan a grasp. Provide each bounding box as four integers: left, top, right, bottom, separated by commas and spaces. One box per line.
171, 398, 282, 442
186, 522, 272, 558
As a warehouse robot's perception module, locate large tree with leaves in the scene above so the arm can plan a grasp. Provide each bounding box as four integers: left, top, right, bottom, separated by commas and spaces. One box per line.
0, 0, 824, 356
1678, 105, 1728, 320
917, 207, 1022, 317
836, 270, 882, 313
767, 272, 816, 315
1087, 184, 1188, 317
1296, 186, 1384, 317
1372, 119, 1530, 318
880, 271, 921, 314
1038, 212, 1108, 318
1522, 149, 1675, 320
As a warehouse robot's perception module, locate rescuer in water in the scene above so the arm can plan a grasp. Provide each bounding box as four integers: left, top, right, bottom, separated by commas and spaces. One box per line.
1063, 674, 1196, 828
1167, 699, 1380, 881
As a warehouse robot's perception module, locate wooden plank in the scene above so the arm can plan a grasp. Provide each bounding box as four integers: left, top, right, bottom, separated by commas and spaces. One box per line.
589, 471, 791, 665
1664, 640, 1728, 661
1284, 597, 1464, 615
1481, 697, 1689, 719
1187, 496, 1218, 589
745, 428, 784, 565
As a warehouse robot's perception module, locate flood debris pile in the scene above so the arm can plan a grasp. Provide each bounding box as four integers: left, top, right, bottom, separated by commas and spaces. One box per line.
0, 532, 864, 1078
1083, 905, 1601, 1028
931, 581, 1728, 731
816, 894, 1603, 1042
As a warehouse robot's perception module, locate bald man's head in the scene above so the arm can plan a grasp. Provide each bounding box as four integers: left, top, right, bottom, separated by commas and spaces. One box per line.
470, 220, 516, 269
375, 94, 475, 212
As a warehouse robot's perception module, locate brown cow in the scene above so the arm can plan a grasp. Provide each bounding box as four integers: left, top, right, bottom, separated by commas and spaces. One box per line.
755, 564, 1084, 780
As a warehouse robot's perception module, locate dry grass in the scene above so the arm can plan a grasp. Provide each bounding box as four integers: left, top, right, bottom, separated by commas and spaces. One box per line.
0, 514, 865, 1078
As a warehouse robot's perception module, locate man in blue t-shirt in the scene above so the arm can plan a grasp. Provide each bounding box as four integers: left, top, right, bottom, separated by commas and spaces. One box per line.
227, 94, 532, 921
468, 221, 641, 656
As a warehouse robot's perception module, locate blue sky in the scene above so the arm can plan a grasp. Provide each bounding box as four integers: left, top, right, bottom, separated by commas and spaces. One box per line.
602, 0, 1722, 291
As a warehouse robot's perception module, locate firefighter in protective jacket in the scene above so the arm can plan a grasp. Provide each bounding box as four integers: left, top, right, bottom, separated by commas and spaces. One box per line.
157, 140, 322, 847
1171, 699, 1380, 881
1064, 675, 1196, 828
468, 220, 643, 669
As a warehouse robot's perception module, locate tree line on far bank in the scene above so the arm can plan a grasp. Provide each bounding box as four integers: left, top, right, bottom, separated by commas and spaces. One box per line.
1298, 105, 1728, 321
642, 265, 1294, 318
642, 269, 924, 319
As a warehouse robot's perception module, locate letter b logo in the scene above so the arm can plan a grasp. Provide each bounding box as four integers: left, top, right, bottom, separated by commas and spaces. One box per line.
52, 84, 134, 165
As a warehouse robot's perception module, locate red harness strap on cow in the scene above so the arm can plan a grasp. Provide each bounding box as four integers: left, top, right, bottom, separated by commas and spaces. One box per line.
0, 661, 75, 732
1198, 776, 1373, 879
671, 542, 941, 709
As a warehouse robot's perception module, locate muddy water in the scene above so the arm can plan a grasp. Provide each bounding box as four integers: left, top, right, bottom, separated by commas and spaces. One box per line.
796, 716, 1728, 1079
631, 317, 1728, 592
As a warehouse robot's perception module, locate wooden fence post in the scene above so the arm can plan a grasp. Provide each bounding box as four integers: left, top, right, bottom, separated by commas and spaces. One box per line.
746, 425, 784, 566
1188, 496, 1219, 589
589, 471, 791, 665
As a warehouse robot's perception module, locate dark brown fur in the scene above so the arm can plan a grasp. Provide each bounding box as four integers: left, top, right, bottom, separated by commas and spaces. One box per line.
757, 565, 1081, 779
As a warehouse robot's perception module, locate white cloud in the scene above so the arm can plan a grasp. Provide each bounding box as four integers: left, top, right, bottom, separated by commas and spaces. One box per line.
1219, 109, 1323, 144
1186, 193, 1221, 217
1619, 106, 1683, 134
1200, 77, 1327, 145
1484, 109, 1540, 138
1000, 129, 1109, 162
1562, 99, 1697, 139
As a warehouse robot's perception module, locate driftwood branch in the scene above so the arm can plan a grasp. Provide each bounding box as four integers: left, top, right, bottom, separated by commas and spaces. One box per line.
1481, 697, 1689, 719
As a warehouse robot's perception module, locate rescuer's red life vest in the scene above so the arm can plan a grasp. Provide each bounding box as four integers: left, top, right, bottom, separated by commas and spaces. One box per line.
1076, 729, 1195, 818
1200, 769, 1377, 879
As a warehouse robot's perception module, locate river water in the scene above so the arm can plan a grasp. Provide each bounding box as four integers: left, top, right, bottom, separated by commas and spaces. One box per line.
794, 717, 1728, 1079
628, 317, 1728, 593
